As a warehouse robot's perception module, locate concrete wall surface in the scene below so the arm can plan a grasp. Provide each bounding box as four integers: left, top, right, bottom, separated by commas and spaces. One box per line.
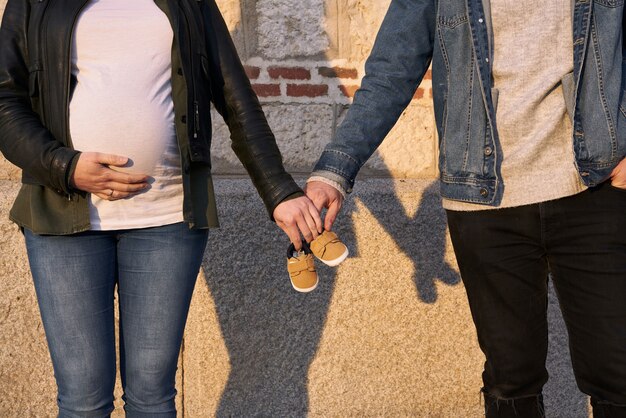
1, 179, 589, 417
0, 0, 592, 417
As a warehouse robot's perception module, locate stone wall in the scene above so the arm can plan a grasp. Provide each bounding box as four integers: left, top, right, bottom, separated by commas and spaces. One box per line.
0, 1, 590, 417
209, 0, 436, 179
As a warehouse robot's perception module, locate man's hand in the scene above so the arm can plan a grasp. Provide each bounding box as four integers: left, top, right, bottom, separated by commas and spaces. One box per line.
273, 196, 323, 250
71, 152, 150, 200
304, 181, 344, 231
610, 157, 626, 189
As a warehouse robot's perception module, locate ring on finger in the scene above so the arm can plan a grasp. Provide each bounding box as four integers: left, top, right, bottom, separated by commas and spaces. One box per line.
109, 189, 115, 198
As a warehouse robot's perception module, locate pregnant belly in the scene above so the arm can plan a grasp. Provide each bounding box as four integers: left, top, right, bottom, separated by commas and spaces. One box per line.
69, 93, 177, 176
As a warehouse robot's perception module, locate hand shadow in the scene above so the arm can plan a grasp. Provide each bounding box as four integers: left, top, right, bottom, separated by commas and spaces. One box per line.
349, 179, 460, 303
201, 183, 336, 417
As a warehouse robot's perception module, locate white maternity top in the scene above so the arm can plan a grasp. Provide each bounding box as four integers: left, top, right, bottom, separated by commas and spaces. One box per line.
69, 0, 184, 230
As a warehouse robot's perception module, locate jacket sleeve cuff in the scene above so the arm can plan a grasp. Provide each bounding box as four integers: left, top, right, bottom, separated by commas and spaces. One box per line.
312, 149, 360, 193
65, 152, 82, 193
276, 190, 305, 205
50, 148, 81, 195
264, 177, 304, 221
307, 174, 348, 197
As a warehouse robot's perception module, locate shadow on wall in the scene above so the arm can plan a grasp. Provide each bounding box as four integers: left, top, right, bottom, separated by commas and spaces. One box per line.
199, 0, 587, 417
203, 3, 460, 410
203, 7, 460, 414
200, 178, 460, 417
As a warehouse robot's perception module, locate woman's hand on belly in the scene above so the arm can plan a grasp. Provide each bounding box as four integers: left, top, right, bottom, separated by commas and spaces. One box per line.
70, 152, 150, 201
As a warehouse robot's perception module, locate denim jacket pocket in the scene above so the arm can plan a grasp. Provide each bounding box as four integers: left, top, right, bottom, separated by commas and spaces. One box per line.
438, 14, 468, 29
595, 0, 624, 7
435, 12, 488, 178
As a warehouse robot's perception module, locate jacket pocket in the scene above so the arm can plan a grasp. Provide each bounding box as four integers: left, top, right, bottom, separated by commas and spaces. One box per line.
28, 65, 40, 98
438, 14, 468, 29
435, 14, 484, 177
595, 0, 623, 7
199, 53, 210, 79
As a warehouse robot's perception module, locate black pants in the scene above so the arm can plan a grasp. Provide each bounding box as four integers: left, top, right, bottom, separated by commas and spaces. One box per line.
447, 183, 626, 417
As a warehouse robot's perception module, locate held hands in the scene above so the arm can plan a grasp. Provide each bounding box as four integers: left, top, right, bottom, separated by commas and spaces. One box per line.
273, 196, 323, 250
274, 179, 346, 250
610, 157, 626, 189
304, 181, 344, 231
70, 152, 150, 201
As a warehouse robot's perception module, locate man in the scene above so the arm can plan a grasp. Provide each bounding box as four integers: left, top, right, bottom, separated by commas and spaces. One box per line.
305, 0, 626, 416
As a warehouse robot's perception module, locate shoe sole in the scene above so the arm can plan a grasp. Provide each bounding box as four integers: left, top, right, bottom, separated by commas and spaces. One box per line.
316, 247, 349, 267
291, 280, 318, 293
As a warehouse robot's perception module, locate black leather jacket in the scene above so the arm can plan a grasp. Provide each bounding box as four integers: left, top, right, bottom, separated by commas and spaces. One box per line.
0, 0, 302, 234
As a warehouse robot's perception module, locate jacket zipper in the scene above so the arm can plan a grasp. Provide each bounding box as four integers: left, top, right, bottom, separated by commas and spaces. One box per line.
194, 101, 200, 138
35, 0, 50, 121
194, 0, 203, 139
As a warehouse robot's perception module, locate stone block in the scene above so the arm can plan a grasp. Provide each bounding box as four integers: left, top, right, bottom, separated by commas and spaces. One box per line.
256, 0, 329, 59
211, 99, 436, 178
327, 0, 391, 62
210, 104, 335, 174
336, 99, 437, 178
216, 0, 242, 30
216, 0, 246, 56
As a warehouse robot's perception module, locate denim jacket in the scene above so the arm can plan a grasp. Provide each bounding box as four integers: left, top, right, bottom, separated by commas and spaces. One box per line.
313, 0, 626, 205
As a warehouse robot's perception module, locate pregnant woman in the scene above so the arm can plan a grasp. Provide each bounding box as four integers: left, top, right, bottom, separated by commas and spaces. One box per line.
0, 0, 321, 416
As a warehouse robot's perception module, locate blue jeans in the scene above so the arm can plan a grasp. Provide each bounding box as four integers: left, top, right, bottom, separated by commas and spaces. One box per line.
446, 182, 626, 417
24, 222, 208, 418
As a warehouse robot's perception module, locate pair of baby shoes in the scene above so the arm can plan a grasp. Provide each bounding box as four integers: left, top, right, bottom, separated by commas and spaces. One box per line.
287, 230, 349, 293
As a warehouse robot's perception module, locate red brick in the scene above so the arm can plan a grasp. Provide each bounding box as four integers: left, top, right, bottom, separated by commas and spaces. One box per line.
253, 84, 281, 97
338, 85, 360, 98
268, 66, 311, 80
244, 66, 261, 79
413, 88, 425, 100
318, 66, 358, 79
287, 84, 328, 97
